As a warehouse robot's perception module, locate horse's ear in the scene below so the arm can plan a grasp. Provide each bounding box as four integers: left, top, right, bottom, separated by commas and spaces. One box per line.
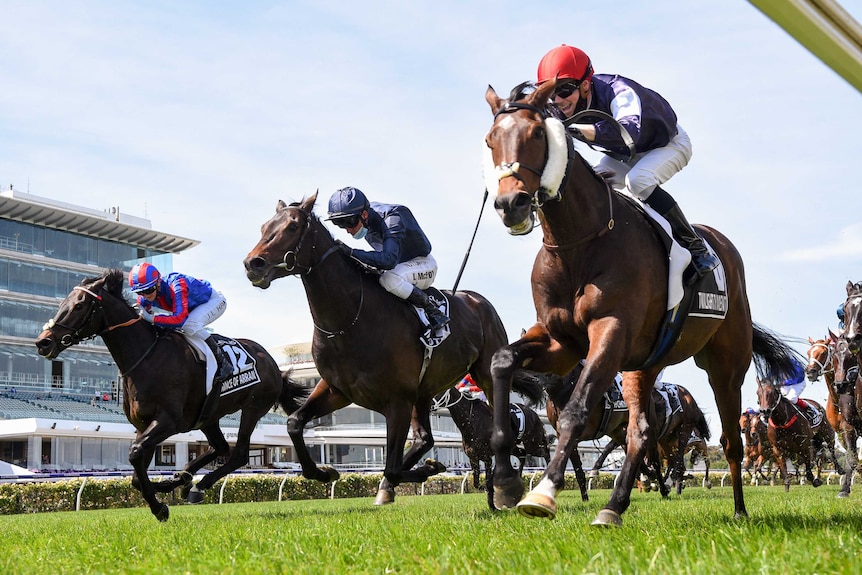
485, 85, 503, 115
300, 192, 317, 214
827, 328, 837, 341
276, 200, 287, 211
847, 280, 854, 295
808, 336, 815, 344
528, 78, 557, 109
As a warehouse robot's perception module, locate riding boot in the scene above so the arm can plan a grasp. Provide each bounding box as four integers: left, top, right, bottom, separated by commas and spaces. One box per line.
407, 286, 450, 330
204, 335, 234, 382
645, 186, 719, 279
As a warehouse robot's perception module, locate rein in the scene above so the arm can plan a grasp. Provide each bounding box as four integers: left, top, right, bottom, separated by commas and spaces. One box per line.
284, 208, 365, 338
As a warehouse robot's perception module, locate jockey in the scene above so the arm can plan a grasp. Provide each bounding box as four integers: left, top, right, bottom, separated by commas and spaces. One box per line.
777, 357, 815, 420
326, 187, 450, 330
837, 303, 845, 331
128, 262, 233, 383
535, 45, 718, 280
456, 374, 486, 402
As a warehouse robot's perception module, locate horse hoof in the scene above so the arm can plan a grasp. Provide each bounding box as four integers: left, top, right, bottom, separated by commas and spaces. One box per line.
423, 459, 447, 475
187, 489, 205, 504
155, 504, 170, 522
493, 475, 524, 510
516, 493, 556, 520
812, 478, 823, 488
373, 489, 395, 506
837, 491, 850, 499
591, 509, 622, 527
587, 470, 600, 478
320, 466, 341, 483
706, 483, 712, 490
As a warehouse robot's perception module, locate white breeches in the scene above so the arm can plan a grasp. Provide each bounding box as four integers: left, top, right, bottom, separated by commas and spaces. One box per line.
779, 382, 806, 403
179, 290, 227, 387
594, 124, 692, 200
379, 255, 438, 299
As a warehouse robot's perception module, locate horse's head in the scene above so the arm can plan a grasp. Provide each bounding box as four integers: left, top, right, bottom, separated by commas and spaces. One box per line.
842, 281, 862, 351
484, 81, 568, 236
243, 193, 323, 288
755, 378, 781, 420
804, 336, 832, 382
831, 333, 859, 394
35, 269, 127, 359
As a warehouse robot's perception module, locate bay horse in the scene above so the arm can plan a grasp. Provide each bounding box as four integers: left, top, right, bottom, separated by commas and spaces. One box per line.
824, 331, 862, 497
484, 81, 802, 525
805, 336, 847, 443
242, 193, 541, 508
432, 387, 550, 508
740, 410, 776, 483
755, 378, 841, 491
656, 385, 712, 495
33, 269, 308, 521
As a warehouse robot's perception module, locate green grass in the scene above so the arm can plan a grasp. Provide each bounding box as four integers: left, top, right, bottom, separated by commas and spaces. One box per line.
1, 484, 861, 574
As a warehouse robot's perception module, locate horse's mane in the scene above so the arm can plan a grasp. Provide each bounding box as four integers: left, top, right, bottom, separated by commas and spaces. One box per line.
83, 268, 133, 305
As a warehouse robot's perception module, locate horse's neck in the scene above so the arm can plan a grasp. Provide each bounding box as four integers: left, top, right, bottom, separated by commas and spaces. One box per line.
300, 233, 367, 322
448, 398, 488, 429
99, 300, 157, 370
539, 155, 615, 245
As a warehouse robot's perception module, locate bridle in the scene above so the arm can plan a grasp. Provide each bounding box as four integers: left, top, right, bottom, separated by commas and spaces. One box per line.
44, 283, 156, 376
272, 205, 364, 338
806, 341, 833, 380
490, 99, 615, 248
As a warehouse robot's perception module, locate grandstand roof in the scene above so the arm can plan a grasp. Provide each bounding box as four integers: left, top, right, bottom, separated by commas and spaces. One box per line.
0, 189, 198, 253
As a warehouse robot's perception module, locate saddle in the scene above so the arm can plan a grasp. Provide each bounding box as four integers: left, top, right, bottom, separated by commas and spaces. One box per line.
183, 333, 263, 429
619, 195, 729, 369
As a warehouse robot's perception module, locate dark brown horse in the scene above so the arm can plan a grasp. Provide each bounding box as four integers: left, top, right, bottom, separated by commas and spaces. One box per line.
755, 379, 841, 491
484, 81, 802, 525
33, 269, 308, 521
740, 410, 776, 483
824, 330, 862, 497
656, 385, 712, 495
432, 387, 550, 507
243, 194, 540, 507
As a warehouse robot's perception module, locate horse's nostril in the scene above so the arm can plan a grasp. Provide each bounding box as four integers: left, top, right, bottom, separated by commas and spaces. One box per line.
247, 257, 267, 271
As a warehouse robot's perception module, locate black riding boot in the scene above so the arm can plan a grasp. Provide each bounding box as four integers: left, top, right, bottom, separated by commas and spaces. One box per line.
407, 286, 450, 330
646, 186, 719, 279
204, 335, 234, 382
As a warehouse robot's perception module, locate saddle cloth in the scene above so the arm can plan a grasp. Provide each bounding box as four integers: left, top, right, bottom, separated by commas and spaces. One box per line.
188, 334, 262, 396
415, 287, 451, 348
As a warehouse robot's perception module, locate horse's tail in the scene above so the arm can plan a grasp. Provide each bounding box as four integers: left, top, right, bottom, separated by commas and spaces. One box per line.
509, 370, 547, 409
751, 322, 806, 383
277, 368, 309, 415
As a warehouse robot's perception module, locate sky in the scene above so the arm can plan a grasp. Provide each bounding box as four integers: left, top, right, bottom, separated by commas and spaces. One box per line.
1, 1, 861, 442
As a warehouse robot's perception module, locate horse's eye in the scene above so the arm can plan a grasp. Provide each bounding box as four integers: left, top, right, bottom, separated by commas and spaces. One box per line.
534, 126, 545, 140
287, 222, 298, 233
73, 303, 83, 311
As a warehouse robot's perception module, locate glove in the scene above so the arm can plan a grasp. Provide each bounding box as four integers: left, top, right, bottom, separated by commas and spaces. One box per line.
334, 240, 352, 257
139, 309, 155, 323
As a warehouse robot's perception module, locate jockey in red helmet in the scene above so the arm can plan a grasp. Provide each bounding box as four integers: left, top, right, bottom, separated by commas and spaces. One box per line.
536, 45, 718, 281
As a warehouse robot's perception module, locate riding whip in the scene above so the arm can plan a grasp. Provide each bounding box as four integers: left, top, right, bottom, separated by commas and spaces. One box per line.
452, 188, 489, 293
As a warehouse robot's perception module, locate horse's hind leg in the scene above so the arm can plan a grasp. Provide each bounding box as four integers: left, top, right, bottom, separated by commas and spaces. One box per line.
184, 422, 238, 503
839, 427, 858, 497
376, 399, 427, 505
378, 400, 443, 502
569, 445, 589, 501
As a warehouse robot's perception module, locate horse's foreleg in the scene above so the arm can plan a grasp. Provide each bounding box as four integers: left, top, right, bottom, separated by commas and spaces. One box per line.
489, 346, 522, 510
287, 379, 350, 483
569, 445, 589, 501
400, 401, 436, 471
128, 420, 179, 521
377, 400, 431, 505
839, 425, 858, 497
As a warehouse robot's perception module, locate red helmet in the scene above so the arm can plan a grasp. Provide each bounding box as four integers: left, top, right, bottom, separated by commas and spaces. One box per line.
537, 45, 593, 85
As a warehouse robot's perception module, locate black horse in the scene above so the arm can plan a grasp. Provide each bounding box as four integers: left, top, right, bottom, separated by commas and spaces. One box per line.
243, 193, 541, 508
35, 269, 308, 521
432, 387, 550, 507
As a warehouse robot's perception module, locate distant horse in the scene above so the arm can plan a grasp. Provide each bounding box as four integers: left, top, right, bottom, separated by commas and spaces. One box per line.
243, 193, 541, 508
682, 430, 711, 488
755, 378, 841, 491
432, 387, 550, 507
740, 411, 776, 483
824, 331, 862, 497
34, 269, 308, 521
805, 336, 847, 442
484, 81, 801, 525
656, 386, 712, 495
